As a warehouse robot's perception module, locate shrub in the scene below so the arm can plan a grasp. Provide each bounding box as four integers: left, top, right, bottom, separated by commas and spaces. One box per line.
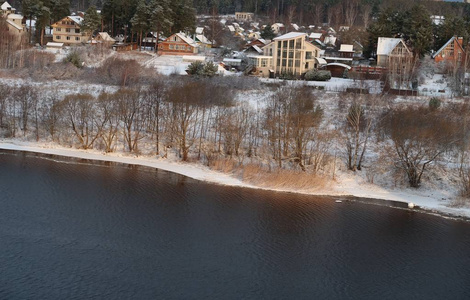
305, 69, 331, 81
187, 61, 204, 75
187, 61, 219, 77
63, 50, 83, 68
429, 97, 441, 110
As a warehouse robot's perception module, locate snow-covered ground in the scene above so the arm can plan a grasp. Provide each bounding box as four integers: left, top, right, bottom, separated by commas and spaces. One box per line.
1, 140, 469, 219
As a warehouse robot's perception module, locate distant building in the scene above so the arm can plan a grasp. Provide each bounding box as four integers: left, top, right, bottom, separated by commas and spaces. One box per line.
51, 16, 89, 45
271, 23, 285, 35
159, 32, 199, 55
377, 37, 414, 89
432, 36, 466, 68
249, 32, 323, 77
1, 1, 15, 15
235, 12, 254, 22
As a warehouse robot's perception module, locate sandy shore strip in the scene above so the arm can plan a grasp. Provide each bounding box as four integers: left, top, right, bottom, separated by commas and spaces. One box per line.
1, 141, 469, 219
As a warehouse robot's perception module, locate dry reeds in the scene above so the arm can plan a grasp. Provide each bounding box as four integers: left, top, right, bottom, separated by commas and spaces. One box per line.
209, 158, 328, 192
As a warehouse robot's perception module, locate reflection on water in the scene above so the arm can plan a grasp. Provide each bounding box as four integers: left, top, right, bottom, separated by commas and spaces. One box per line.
1, 150, 470, 299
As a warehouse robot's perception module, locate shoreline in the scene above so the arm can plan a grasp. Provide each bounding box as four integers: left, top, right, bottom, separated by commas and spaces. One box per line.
1, 140, 469, 220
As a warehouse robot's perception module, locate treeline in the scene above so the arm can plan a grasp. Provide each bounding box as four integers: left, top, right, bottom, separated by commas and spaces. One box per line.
2, 79, 470, 195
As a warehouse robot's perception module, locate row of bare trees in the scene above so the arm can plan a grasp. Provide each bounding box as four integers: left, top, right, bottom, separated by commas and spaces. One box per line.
1, 79, 470, 193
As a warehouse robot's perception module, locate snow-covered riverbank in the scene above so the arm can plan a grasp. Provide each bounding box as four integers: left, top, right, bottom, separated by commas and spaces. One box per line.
1, 140, 469, 219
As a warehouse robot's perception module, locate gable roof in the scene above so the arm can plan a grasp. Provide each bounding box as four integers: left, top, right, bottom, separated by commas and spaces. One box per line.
52, 15, 83, 27
69, 16, 83, 25
195, 27, 204, 34
97, 32, 115, 42
6, 19, 22, 30
175, 32, 198, 47
273, 32, 305, 40
1, 1, 14, 11
377, 37, 407, 56
339, 44, 354, 52
309, 32, 322, 39
432, 36, 464, 59
195, 34, 211, 45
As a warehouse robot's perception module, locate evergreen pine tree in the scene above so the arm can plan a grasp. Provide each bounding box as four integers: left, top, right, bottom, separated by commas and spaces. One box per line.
82, 5, 101, 40
261, 24, 276, 40
131, 0, 150, 49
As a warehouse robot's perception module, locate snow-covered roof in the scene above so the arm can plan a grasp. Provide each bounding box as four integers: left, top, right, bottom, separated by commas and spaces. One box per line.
291, 23, 299, 31
97, 32, 115, 42
46, 42, 64, 48
195, 34, 211, 45
314, 39, 325, 47
309, 32, 322, 39
223, 58, 242, 63
324, 36, 336, 46
273, 32, 305, 40
432, 36, 463, 59
175, 32, 198, 47
323, 56, 353, 61
245, 44, 263, 54
273, 23, 284, 28
377, 37, 404, 56
7, 13, 22, 20
327, 62, 351, 69
68, 16, 83, 25
6, 19, 22, 30
339, 44, 354, 52
258, 38, 267, 44
1, 1, 14, 11
227, 25, 235, 32
315, 57, 328, 65
195, 27, 204, 34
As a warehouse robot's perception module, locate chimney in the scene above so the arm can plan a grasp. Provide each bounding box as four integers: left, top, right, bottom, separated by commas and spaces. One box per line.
458, 36, 464, 45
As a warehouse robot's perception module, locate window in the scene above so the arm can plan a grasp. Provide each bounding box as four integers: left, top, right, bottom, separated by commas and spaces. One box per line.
169, 44, 174, 50
187, 46, 191, 51
283, 41, 287, 47
306, 52, 312, 59
289, 40, 294, 48
70, 21, 74, 25
56, 36, 61, 39
75, 37, 80, 41
66, 28, 70, 32
75, 29, 80, 33
277, 41, 281, 48
56, 28, 61, 32
66, 36, 70, 40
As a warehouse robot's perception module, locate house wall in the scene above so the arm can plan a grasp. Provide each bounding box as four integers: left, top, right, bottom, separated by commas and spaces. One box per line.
267, 35, 320, 76
159, 34, 197, 55
235, 12, 253, 21
434, 38, 465, 65
52, 18, 87, 44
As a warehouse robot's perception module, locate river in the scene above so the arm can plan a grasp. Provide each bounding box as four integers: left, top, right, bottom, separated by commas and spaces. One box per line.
1, 150, 469, 299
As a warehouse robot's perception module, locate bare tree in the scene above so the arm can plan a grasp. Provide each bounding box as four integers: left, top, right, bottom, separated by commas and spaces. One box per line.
117, 89, 146, 153
382, 106, 460, 187
59, 93, 102, 149
344, 0, 359, 27
361, 4, 372, 28
166, 81, 203, 161
313, 4, 324, 26
343, 95, 375, 171
96, 92, 120, 153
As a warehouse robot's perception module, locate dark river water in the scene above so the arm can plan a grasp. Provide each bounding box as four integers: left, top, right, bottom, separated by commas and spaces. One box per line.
1, 150, 470, 299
